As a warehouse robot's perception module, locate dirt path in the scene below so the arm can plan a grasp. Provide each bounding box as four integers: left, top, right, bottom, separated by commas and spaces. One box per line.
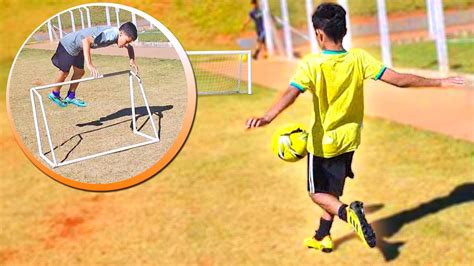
250, 58, 474, 142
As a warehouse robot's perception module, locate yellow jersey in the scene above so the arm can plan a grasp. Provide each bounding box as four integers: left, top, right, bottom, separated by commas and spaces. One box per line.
289, 49, 386, 158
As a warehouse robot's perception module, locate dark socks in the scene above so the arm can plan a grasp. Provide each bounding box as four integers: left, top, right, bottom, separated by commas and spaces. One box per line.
338, 204, 348, 222
67, 91, 75, 99
52, 91, 60, 98
315, 218, 333, 240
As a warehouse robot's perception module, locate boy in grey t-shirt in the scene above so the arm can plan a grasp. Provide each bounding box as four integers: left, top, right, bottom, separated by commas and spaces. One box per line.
49, 22, 139, 107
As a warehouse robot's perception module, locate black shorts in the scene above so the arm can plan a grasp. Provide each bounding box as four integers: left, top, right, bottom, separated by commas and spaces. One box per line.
307, 152, 355, 196
51, 43, 84, 72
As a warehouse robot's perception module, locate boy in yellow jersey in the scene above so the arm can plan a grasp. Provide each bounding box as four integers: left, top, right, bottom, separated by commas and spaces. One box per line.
246, 3, 464, 252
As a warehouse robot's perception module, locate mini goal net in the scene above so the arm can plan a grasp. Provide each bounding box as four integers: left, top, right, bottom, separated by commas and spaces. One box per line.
30, 70, 159, 168
186, 50, 252, 95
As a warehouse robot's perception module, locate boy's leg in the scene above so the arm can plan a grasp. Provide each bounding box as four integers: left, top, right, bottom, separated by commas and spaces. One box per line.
50, 42, 75, 107
48, 70, 69, 107
256, 41, 265, 59
253, 32, 265, 59
253, 43, 261, 60
309, 191, 376, 249
313, 200, 335, 241
309, 192, 344, 216
51, 70, 69, 93
309, 193, 339, 244
260, 38, 267, 59
307, 152, 376, 248
68, 66, 85, 93
304, 208, 335, 252
64, 66, 87, 107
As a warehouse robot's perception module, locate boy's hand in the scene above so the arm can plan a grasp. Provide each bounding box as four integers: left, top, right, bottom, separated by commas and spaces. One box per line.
87, 64, 100, 78
246, 117, 270, 129
441, 76, 465, 87
130, 59, 139, 75
246, 86, 301, 130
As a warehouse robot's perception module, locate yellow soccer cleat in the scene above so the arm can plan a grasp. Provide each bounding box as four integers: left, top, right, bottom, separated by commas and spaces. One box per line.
347, 201, 376, 248
303, 235, 334, 253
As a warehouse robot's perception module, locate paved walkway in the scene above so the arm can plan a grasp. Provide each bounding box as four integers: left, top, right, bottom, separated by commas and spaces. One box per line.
251, 57, 474, 142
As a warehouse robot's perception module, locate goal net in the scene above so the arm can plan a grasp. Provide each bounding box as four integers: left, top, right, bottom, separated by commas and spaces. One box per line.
186, 50, 252, 95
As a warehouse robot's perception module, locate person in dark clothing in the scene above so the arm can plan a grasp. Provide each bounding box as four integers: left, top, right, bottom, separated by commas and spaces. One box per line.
242, 0, 267, 60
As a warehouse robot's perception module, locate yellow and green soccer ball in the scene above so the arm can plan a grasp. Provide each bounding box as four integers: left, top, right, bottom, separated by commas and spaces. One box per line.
272, 123, 308, 162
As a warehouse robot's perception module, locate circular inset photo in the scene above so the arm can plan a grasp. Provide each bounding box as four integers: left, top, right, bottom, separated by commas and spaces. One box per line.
6, 3, 197, 191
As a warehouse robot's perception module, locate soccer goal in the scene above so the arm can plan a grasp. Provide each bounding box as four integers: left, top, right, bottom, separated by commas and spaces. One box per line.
30, 70, 159, 168
186, 50, 252, 95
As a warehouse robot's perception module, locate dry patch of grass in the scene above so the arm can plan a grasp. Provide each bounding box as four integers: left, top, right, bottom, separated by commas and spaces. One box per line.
1, 84, 473, 264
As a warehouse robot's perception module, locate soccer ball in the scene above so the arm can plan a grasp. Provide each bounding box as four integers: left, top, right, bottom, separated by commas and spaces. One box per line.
272, 123, 308, 162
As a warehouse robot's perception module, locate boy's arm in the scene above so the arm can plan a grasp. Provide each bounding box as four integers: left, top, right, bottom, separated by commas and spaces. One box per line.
82, 36, 100, 78
246, 86, 301, 129
126, 45, 139, 74
241, 17, 251, 31
380, 68, 464, 88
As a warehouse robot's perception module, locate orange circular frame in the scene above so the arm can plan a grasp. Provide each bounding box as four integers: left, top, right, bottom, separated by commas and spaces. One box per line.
6, 3, 197, 192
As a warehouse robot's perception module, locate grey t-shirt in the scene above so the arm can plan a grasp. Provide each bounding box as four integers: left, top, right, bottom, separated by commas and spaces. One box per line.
60, 26, 120, 56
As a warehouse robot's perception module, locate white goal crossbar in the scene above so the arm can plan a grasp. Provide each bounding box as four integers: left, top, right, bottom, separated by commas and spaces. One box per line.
30, 70, 159, 168
186, 50, 252, 95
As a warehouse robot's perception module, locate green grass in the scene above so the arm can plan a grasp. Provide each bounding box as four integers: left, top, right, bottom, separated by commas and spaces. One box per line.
349, 0, 472, 16
363, 38, 474, 73
137, 30, 169, 42
37, 6, 135, 33
268, 0, 474, 30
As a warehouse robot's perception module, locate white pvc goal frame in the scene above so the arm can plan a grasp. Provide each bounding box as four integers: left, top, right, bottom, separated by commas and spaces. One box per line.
186, 50, 252, 95
30, 70, 159, 168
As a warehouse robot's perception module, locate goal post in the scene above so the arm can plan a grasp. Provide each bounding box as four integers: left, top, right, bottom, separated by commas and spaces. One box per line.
30, 70, 159, 168
186, 50, 252, 95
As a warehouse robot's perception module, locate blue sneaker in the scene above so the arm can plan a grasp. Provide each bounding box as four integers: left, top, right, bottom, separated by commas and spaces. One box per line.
48, 93, 67, 108
64, 97, 87, 107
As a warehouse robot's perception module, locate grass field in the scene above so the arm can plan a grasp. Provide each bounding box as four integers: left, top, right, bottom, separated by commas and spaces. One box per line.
137, 30, 169, 43
1, 80, 473, 264
35, 6, 135, 33
1, 1, 474, 265
363, 38, 474, 73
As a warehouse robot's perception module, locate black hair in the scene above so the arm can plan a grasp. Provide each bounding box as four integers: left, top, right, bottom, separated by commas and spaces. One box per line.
312, 3, 347, 43
119, 22, 138, 41
251, 0, 258, 5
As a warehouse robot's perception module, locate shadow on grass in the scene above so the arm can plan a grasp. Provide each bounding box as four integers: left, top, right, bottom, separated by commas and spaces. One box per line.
334, 182, 474, 261
45, 105, 173, 163
76, 105, 173, 129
